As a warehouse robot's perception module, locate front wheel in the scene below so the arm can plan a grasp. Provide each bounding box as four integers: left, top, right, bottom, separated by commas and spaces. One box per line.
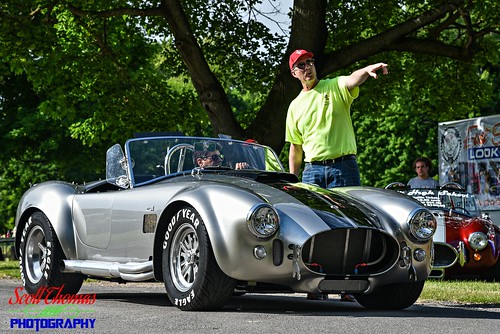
19, 212, 84, 296
162, 206, 236, 310
354, 281, 425, 310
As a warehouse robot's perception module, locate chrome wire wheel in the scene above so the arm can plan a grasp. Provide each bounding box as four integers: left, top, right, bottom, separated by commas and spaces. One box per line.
170, 223, 200, 292
25, 225, 48, 284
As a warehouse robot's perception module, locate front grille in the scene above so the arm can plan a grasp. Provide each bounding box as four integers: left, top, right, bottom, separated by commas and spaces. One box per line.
302, 228, 398, 276
432, 242, 458, 268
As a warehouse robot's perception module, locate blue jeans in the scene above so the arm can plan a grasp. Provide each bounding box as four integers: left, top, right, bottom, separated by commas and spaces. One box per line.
302, 159, 360, 189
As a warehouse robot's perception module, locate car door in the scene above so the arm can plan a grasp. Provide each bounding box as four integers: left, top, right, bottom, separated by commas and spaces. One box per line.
72, 192, 115, 250
106, 187, 156, 260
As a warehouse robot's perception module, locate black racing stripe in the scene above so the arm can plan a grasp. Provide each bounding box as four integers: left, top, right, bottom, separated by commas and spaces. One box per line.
273, 183, 379, 229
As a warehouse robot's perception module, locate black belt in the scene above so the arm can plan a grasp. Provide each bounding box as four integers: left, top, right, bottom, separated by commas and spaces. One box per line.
308, 154, 356, 165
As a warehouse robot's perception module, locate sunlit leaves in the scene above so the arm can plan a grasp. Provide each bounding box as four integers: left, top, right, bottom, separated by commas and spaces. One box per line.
0, 0, 498, 231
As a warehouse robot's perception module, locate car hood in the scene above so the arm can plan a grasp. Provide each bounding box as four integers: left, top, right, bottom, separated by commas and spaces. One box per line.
187, 172, 383, 230
267, 182, 382, 230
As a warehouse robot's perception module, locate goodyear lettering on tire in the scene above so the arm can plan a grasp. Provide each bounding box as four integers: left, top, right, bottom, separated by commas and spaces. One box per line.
163, 208, 200, 250
174, 290, 195, 307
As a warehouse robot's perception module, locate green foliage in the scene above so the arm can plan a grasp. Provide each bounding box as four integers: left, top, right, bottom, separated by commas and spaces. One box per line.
320, 0, 499, 186
0, 67, 106, 230
0, 0, 498, 232
184, 0, 286, 90
353, 51, 497, 187
0, 261, 19, 279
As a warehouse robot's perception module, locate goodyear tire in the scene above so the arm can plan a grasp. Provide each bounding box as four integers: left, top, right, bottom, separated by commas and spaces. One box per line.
354, 281, 425, 310
19, 212, 84, 296
162, 206, 236, 310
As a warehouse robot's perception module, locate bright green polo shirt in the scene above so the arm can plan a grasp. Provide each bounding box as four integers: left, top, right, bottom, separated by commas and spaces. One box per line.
285, 76, 359, 162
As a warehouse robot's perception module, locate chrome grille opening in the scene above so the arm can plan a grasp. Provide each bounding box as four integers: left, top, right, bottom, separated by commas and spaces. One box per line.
272, 239, 284, 266
302, 229, 399, 276
432, 242, 458, 269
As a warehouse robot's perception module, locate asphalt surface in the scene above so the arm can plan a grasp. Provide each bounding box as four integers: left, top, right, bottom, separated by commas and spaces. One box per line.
1, 278, 499, 333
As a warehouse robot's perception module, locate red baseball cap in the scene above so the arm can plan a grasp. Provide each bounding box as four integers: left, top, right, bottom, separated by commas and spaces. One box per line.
289, 49, 314, 70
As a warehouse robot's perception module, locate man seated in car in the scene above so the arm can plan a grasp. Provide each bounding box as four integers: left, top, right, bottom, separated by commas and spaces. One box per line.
193, 141, 250, 169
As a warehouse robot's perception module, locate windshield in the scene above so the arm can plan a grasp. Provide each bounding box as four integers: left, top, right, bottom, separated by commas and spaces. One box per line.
123, 136, 284, 186
403, 188, 480, 216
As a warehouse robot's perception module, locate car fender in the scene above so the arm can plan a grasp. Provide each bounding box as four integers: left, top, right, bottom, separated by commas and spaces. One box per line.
333, 186, 428, 238
155, 180, 333, 282
157, 182, 269, 277
332, 186, 436, 278
15, 181, 78, 260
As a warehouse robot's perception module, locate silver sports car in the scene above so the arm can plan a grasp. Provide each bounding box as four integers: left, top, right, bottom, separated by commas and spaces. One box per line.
15, 135, 439, 310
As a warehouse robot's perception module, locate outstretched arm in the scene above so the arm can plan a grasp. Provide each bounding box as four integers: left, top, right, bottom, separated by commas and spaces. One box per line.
345, 63, 388, 90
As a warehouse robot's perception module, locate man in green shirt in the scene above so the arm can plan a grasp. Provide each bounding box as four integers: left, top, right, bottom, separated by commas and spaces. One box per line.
285, 49, 388, 301
285, 49, 388, 188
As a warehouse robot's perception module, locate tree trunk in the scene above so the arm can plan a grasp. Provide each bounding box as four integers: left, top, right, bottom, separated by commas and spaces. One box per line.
161, 0, 245, 138
247, 0, 328, 153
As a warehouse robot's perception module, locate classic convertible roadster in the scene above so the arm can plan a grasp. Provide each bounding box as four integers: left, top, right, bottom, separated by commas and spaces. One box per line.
386, 182, 500, 280
15, 135, 438, 310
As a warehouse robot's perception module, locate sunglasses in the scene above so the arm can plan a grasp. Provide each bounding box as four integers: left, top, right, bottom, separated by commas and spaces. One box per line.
294, 59, 315, 71
203, 154, 223, 161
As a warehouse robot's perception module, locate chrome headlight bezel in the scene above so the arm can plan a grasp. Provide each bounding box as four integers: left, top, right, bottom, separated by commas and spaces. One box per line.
407, 208, 437, 242
246, 204, 280, 239
468, 232, 488, 251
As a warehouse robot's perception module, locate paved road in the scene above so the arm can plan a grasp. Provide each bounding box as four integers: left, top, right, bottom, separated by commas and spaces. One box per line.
1, 278, 499, 333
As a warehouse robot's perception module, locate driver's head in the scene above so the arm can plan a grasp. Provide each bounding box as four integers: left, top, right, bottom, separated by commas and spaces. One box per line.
195, 150, 223, 168
193, 141, 223, 168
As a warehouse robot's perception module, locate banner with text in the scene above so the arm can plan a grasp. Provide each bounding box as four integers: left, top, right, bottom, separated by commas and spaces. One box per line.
438, 115, 500, 211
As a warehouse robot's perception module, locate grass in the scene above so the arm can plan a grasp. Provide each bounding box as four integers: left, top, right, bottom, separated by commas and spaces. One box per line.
0, 260, 20, 279
420, 279, 500, 305
1, 260, 498, 304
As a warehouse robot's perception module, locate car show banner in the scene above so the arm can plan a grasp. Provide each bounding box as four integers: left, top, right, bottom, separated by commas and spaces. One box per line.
438, 115, 500, 213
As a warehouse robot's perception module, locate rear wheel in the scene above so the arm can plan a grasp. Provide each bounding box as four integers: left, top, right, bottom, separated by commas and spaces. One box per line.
19, 212, 84, 296
354, 281, 425, 310
162, 206, 236, 310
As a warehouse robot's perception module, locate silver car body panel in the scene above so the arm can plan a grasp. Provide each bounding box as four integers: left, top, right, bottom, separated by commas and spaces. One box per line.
15, 181, 78, 259
15, 136, 436, 295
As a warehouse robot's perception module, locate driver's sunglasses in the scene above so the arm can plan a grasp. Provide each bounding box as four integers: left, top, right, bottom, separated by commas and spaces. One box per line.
203, 154, 223, 161
294, 58, 315, 71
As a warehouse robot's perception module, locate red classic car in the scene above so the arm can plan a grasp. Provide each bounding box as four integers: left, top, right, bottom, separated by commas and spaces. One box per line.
386, 182, 500, 280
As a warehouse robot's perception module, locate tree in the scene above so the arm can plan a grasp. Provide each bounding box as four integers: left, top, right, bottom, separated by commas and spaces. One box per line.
1, 0, 497, 149
0, 0, 498, 230
0, 66, 107, 229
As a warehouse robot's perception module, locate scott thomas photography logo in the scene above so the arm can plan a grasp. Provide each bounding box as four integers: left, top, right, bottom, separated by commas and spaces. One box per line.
7, 285, 96, 332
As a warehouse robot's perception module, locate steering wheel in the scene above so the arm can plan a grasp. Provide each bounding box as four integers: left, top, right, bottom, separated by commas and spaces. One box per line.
165, 144, 194, 175
453, 207, 471, 215
385, 182, 407, 190
440, 182, 465, 190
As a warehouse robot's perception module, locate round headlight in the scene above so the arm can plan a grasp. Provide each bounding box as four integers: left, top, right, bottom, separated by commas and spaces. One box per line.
468, 232, 488, 251
247, 204, 279, 238
408, 209, 436, 241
